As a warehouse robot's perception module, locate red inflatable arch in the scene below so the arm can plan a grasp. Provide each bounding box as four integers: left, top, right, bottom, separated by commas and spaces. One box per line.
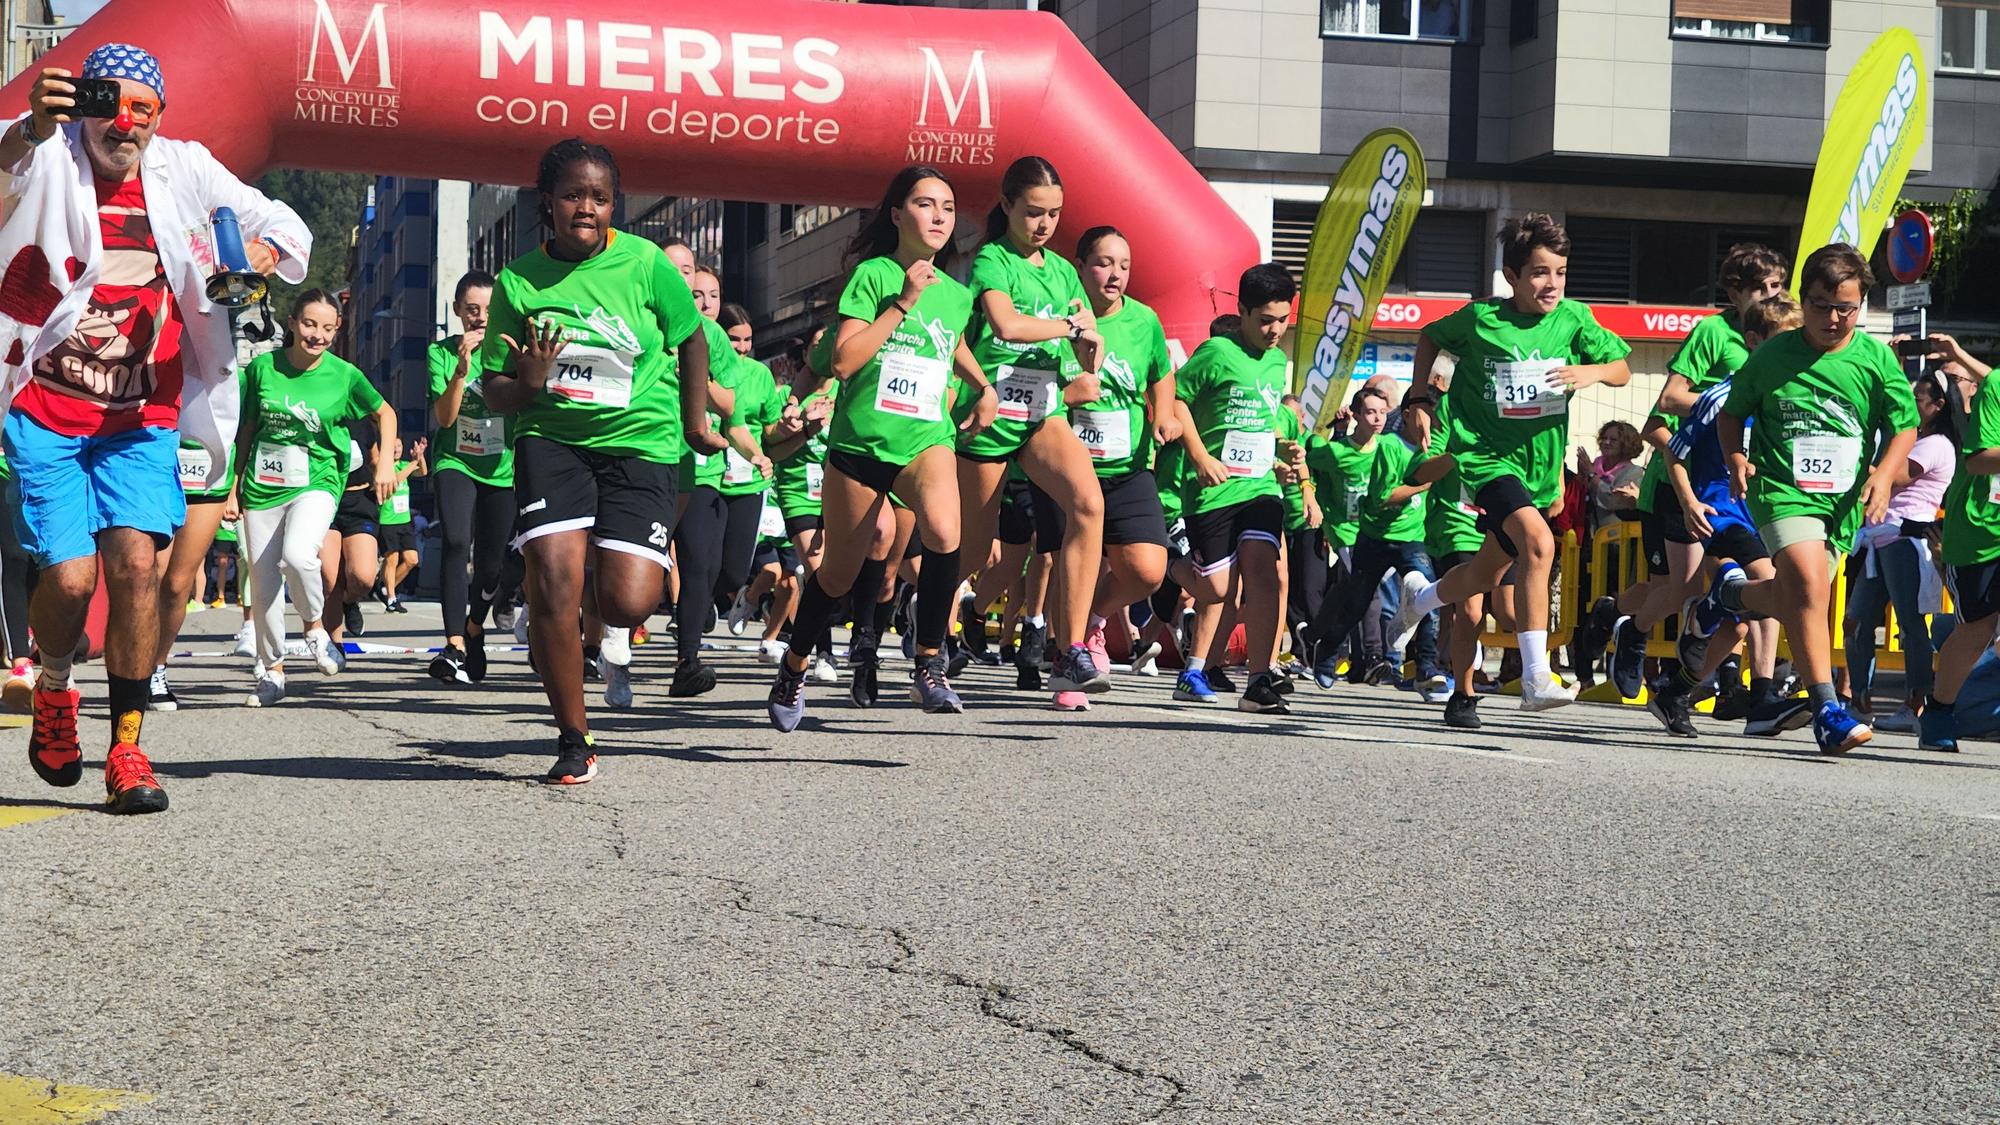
5, 0, 1260, 346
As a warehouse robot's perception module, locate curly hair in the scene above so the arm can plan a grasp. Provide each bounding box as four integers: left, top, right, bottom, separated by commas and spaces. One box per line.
1597, 420, 1644, 463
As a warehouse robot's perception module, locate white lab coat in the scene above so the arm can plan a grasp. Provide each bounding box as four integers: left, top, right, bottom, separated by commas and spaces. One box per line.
0, 116, 311, 490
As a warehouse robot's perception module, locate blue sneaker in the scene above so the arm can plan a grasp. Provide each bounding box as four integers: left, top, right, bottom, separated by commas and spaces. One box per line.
1173, 669, 1217, 702
1686, 561, 1745, 640
1812, 700, 1872, 755
1918, 705, 1960, 753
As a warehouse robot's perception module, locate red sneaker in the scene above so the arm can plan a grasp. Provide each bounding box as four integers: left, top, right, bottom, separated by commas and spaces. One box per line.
104, 743, 169, 815
27, 685, 82, 787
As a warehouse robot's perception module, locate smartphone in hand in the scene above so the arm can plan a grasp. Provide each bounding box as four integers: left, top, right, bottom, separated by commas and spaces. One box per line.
69, 77, 122, 119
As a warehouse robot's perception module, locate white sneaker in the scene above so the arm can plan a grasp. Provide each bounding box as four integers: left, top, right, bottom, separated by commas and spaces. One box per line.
601, 653, 634, 709
1133, 639, 1162, 677
245, 674, 286, 708
1874, 705, 1920, 734
1519, 673, 1579, 712
757, 638, 787, 665
305, 628, 342, 675
726, 593, 754, 636
599, 625, 632, 667
513, 608, 531, 646
148, 667, 178, 712
233, 621, 257, 659
1388, 571, 1430, 656
492, 606, 516, 633
812, 655, 839, 683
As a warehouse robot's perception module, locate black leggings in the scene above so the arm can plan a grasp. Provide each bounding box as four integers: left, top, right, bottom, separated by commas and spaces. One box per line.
1287, 528, 1328, 633
435, 470, 520, 639
674, 487, 764, 660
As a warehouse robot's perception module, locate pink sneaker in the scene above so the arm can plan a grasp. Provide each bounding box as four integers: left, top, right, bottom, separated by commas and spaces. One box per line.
1084, 622, 1110, 677
1052, 690, 1090, 711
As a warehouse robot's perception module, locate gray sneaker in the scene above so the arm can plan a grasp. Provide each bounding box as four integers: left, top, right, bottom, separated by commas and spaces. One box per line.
1050, 645, 1109, 694
767, 659, 808, 733
909, 654, 964, 714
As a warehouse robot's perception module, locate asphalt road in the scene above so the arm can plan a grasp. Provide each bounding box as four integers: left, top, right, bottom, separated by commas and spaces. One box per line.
2, 601, 1996, 1124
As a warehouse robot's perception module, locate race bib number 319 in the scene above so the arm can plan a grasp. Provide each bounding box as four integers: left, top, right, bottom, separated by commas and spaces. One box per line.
1491, 359, 1566, 419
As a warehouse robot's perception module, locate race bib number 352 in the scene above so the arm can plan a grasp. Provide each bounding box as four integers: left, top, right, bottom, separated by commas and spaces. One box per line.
1791, 434, 1860, 494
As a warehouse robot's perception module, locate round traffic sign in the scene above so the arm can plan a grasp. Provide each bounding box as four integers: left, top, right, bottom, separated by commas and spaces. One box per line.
1888, 209, 1934, 284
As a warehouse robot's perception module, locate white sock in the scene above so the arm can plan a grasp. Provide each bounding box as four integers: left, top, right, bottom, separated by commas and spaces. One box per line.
1186, 655, 1207, 672
38, 656, 72, 691
1028, 614, 1046, 628
1520, 630, 1550, 683
1411, 580, 1445, 618
1087, 614, 1106, 631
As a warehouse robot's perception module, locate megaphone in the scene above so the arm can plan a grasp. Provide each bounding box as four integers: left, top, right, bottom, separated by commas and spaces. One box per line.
206, 206, 267, 308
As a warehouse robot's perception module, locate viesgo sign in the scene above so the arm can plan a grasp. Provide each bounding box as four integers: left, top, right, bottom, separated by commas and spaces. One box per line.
4, 0, 1260, 345
1369, 295, 1718, 342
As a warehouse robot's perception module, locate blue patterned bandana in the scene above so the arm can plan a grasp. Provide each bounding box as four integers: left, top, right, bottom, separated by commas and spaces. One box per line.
81, 43, 164, 102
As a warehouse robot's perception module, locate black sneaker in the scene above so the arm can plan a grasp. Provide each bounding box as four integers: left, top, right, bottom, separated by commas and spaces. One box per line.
850, 649, 880, 709
1610, 616, 1646, 698
464, 630, 488, 683
1206, 668, 1237, 695
1050, 645, 1110, 694
1744, 694, 1812, 736
1238, 671, 1289, 714
768, 659, 809, 732
1016, 663, 1042, 691
946, 637, 971, 679
669, 657, 717, 698
582, 645, 602, 681
1647, 690, 1698, 737
543, 730, 597, 785
428, 645, 469, 685
958, 596, 990, 662
1364, 659, 1399, 687
1711, 686, 1758, 723
388, 598, 409, 614
147, 668, 178, 712
1675, 626, 1709, 677
1017, 620, 1049, 672
1270, 667, 1296, 695
344, 602, 365, 637
1444, 693, 1482, 730
998, 641, 1017, 666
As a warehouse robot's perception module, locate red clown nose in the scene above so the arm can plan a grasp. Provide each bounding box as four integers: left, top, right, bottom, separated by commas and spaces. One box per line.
113, 110, 133, 131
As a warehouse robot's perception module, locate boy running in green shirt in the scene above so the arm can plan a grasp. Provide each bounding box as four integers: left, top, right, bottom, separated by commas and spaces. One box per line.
1173, 264, 1297, 714
1385, 214, 1633, 723
1919, 339, 1998, 752
1689, 243, 1918, 754
1304, 384, 1389, 687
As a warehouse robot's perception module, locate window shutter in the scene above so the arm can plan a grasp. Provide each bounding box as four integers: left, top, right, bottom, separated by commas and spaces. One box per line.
1272, 200, 1318, 283
1673, 0, 1796, 23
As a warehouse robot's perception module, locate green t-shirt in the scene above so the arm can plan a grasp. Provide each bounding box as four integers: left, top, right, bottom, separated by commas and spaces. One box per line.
1276, 408, 1310, 532
1426, 297, 1631, 508
959, 239, 1085, 459
1639, 308, 1746, 514
482, 231, 701, 465
379, 460, 414, 525
1945, 379, 2000, 566
828, 256, 972, 467
239, 350, 384, 510
717, 356, 782, 498
1156, 441, 1186, 525
1175, 333, 1288, 516
1360, 434, 1427, 543
774, 381, 836, 521
682, 319, 745, 491
428, 335, 514, 487
1722, 328, 1917, 536
1306, 433, 1372, 550
1423, 394, 1484, 557
178, 436, 236, 500
1073, 297, 1170, 479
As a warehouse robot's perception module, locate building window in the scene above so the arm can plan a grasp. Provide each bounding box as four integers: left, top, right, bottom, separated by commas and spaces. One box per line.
1322, 0, 1470, 40
1510, 0, 1538, 42
1941, 1, 2000, 73
1564, 217, 1793, 305
1271, 204, 1486, 297
778, 204, 852, 243
1670, 0, 1827, 44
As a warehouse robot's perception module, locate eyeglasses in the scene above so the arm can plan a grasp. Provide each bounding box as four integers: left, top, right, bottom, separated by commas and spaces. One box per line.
115, 96, 160, 125
1805, 297, 1862, 319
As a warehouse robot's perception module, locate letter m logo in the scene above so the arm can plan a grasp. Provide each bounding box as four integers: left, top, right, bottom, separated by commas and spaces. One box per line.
916, 47, 992, 129
303, 0, 395, 89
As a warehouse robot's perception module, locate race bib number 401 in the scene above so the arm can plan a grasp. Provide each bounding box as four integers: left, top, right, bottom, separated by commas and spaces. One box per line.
875, 351, 947, 422
1491, 359, 1566, 419
548, 344, 637, 409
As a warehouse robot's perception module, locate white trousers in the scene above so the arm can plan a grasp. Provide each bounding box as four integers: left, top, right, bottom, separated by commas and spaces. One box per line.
242, 489, 337, 673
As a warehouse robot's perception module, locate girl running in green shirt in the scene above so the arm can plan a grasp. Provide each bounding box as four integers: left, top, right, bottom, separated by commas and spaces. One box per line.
767, 164, 998, 732
954, 157, 1112, 703
481, 140, 721, 785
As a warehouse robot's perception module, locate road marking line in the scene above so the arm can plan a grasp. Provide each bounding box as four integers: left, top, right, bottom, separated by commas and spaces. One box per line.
0, 1074, 151, 1123
0, 807, 75, 830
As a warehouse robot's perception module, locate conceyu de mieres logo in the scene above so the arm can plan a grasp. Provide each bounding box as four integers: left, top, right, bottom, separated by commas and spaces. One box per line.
909, 45, 995, 166
297, 0, 402, 128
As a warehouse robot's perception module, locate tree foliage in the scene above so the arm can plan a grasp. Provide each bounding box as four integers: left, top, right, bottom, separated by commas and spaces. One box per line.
253, 170, 370, 306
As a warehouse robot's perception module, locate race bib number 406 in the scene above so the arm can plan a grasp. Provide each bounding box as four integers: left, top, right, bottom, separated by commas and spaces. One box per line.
1072, 409, 1132, 463
548, 344, 637, 409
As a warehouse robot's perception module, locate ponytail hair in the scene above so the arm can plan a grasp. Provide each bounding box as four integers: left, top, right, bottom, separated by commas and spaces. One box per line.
983, 155, 1061, 246
289, 288, 341, 324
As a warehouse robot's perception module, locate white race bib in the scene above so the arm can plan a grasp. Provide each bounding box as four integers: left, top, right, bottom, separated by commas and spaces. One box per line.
1988, 473, 2000, 506
805, 461, 825, 502
456, 414, 505, 457
177, 446, 212, 491
993, 363, 1058, 423
390, 492, 410, 516
255, 442, 310, 489
1790, 434, 1860, 494
758, 495, 785, 539
1491, 359, 1566, 419
874, 350, 947, 422
1072, 409, 1133, 463
723, 446, 757, 486
548, 344, 636, 409
1221, 430, 1276, 478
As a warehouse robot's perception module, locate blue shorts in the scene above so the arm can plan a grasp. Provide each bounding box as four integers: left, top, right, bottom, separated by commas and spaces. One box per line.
3, 409, 185, 566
